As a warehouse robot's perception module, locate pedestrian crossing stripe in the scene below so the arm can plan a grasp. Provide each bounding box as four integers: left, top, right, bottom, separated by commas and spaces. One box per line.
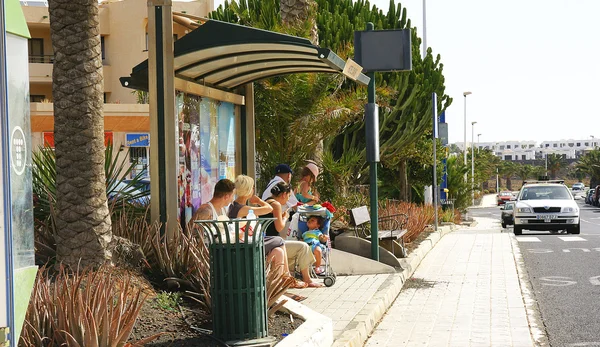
517, 236, 588, 242
516, 237, 541, 242
558, 236, 586, 241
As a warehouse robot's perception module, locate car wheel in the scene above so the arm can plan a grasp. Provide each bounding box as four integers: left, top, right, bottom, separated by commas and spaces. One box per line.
514, 226, 523, 235
501, 222, 506, 228
570, 223, 581, 235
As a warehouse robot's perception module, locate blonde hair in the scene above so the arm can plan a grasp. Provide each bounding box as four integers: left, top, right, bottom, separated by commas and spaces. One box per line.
234, 175, 254, 197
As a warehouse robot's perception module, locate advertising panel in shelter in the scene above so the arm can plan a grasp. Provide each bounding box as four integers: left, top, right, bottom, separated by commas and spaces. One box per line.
176, 92, 236, 226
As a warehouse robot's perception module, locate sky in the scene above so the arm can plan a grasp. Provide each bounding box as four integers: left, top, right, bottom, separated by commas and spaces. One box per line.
212, 0, 600, 145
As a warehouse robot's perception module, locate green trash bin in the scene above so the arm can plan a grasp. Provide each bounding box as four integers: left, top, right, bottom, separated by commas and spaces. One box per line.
196, 217, 275, 343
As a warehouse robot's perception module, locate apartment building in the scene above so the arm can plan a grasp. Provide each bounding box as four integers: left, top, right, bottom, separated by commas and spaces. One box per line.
24, 0, 213, 177
454, 139, 597, 161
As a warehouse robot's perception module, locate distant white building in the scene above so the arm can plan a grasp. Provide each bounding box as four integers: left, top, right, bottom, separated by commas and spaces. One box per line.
453, 138, 597, 161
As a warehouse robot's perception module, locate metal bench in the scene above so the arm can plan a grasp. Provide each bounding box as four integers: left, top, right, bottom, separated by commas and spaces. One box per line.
349, 206, 409, 258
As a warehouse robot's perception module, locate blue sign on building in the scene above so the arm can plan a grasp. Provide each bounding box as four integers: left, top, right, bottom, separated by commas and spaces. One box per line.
126, 133, 150, 147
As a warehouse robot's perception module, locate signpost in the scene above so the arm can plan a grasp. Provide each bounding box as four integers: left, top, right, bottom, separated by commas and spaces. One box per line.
354, 24, 412, 261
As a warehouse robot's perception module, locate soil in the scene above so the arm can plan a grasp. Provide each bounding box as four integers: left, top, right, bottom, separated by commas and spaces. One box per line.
404, 226, 434, 255
131, 295, 304, 346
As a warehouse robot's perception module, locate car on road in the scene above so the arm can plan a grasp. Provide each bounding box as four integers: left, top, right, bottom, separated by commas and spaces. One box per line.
500, 201, 515, 228
513, 179, 579, 235
572, 182, 585, 191
586, 188, 595, 205
497, 191, 513, 205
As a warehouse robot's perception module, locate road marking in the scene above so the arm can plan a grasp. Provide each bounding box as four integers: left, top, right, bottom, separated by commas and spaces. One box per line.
558, 236, 586, 241
517, 236, 541, 242
539, 276, 576, 286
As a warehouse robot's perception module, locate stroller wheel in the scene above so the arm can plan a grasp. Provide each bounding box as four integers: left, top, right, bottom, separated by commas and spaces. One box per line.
324, 276, 335, 287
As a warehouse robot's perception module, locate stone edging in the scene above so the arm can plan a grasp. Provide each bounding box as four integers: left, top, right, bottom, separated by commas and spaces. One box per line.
277, 296, 334, 347
509, 233, 549, 347
330, 224, 457, 347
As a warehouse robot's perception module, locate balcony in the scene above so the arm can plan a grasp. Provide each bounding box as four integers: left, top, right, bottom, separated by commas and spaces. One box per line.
28, 55, 54, 64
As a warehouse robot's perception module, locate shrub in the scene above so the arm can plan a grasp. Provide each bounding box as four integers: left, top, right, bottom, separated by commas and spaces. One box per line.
378, 200, 435, 243
20, 265, 158, 347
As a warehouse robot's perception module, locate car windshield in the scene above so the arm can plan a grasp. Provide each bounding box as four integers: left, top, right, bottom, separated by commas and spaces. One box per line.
520, 186, 571, 200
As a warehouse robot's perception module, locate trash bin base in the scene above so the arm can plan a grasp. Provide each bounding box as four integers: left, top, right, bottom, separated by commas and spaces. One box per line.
225, 336, 277, 347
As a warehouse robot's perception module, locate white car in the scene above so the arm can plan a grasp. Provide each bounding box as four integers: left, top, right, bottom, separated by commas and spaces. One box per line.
513, 180, 580, 235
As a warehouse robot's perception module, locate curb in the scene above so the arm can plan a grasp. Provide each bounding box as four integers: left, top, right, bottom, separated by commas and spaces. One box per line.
277, 296, 333, 347
330, 224, 457, 347
509, 233, 549, 346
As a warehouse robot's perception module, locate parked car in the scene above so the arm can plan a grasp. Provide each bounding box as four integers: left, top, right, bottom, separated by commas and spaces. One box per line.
500, 202, 515, 228
497, 191, 513, 205
586, 189, 595, 205
513, 179, 579, 235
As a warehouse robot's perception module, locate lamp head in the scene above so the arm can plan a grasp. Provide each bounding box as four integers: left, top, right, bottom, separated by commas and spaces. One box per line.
463, 91, 472, 97
471, 121, 477, 125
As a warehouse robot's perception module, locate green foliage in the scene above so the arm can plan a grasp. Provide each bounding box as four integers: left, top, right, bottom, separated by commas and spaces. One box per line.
153, 291, 183, 311
32, 143, 150, 264
546, 153, 566, 179
575, 149, 600, 186
445, 156, 470, 210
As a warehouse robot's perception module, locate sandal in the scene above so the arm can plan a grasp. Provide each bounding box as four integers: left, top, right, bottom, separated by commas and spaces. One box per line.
307, 282, 324, 288
292, 280, 308, 289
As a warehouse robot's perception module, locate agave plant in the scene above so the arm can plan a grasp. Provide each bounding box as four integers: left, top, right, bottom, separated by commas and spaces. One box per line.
19, 265, 161, 347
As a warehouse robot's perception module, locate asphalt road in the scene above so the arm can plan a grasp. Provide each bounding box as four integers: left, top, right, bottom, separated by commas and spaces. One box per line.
469, 200, 600, 347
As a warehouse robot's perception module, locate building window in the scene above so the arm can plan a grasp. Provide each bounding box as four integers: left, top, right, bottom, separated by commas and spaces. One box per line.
504, 155, 512, 160
500, 145, 505, 150
129, 147, 149, 178
529, 144, 534, 148
577, 142, 581, 146
101, 36, 106, 61
30, 95, 45, 102
568, 143, 574, 147
585, 142, 589, 146
28, 38, 44, 63
545, 144, 550, 147
522, 155, 526, 160
507, 145, 511, 149
553, 143, 557, 147
103, 93, 108, 103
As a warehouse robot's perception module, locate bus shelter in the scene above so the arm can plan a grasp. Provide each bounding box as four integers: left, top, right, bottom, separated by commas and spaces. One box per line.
120, 1, 369, 236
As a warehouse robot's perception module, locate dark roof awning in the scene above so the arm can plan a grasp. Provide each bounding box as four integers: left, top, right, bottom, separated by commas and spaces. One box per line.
120, 19, 369, 91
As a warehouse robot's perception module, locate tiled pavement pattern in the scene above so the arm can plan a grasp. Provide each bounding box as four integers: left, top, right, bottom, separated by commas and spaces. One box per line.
365, 220, 535, 347
289, 274, 392, 338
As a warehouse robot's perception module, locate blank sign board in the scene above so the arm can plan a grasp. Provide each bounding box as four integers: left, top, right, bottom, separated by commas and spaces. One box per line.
354, 29, 412, 72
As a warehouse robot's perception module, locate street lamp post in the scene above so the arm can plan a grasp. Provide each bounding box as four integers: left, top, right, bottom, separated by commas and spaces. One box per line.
591, 135, 595, 149
477, 133, 482, 152
463, 92, 472, 166
471, 121, 477, 206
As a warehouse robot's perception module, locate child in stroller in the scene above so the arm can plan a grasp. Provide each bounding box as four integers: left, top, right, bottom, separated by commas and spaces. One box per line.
303, 216, 328, 274
295, 205, 337, 287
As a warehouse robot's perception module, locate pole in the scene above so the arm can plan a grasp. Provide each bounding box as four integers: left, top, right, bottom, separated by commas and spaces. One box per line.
366, 23, 379, 261
432, 93, 438, 231
471, 122, 475, 206
496, 168, 499, 193
463, 95, 467, 166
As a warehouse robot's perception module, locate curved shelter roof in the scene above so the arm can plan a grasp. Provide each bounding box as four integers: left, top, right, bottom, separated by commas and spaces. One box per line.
120, 19, 369, 91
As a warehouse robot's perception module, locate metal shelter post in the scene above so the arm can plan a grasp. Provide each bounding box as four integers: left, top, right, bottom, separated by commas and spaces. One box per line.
365, 22, 379, 261
148, 0, 177, 238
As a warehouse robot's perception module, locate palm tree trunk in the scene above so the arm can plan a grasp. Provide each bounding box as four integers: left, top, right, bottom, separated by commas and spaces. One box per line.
49, 0, 112, 267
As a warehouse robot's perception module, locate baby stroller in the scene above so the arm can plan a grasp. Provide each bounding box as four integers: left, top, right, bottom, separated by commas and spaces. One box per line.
292, 205, 337, 287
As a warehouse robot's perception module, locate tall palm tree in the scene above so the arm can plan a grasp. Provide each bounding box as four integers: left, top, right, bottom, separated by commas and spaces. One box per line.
546, 153, 566, 179
575, 149, 600, 187
515, 163, 534, 183
499, 161, 518, 191
280, 0, 318, 44
49, 0, 112, 267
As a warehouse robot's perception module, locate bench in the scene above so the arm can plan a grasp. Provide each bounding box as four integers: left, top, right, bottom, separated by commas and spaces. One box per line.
349, 206, 409, 258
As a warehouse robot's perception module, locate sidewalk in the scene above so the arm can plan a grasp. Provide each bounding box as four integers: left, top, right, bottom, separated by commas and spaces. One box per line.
286, 215, 546, 347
